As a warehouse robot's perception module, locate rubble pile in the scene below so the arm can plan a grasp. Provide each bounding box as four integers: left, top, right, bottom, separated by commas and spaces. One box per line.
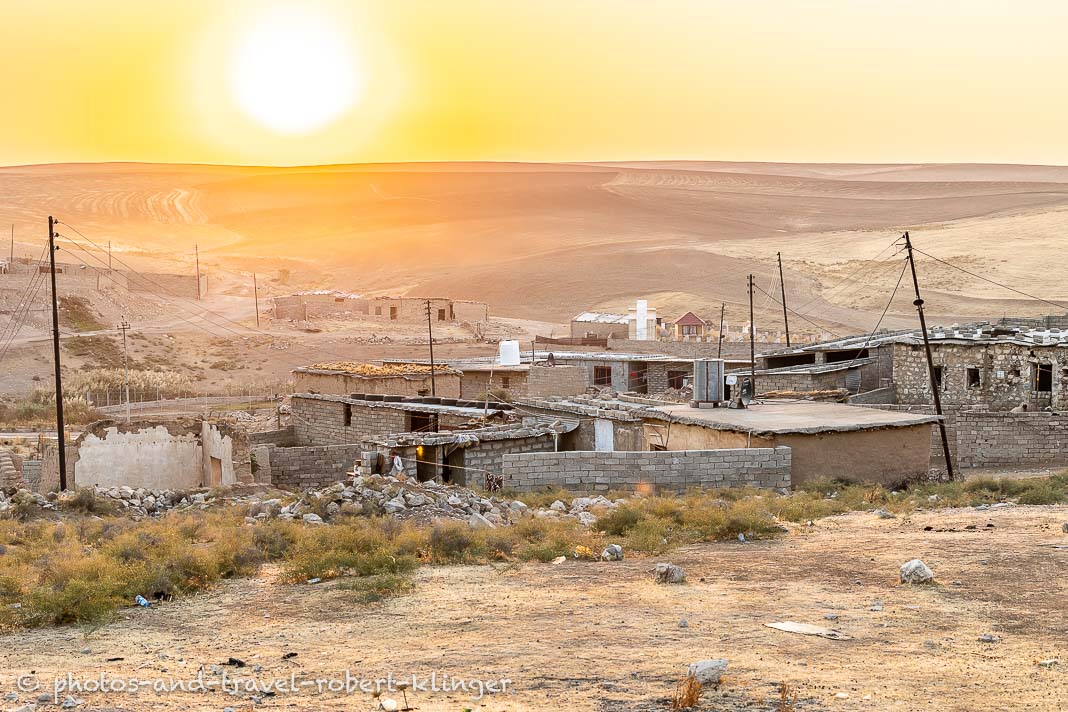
5, 476, 627, 528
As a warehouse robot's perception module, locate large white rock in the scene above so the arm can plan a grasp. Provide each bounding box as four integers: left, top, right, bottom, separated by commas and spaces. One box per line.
900, 559, 934, 584
687, 659, 728, 686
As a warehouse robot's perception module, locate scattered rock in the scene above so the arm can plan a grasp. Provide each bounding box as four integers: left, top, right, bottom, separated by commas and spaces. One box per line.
1038, 659, 1058, 668
1062, 522, 1068, 534
872, 508, 896, 519
550, 500, 567, 512
687, 659, 728, 686
824, 614, 839, 621
978, 633, 1000, 644
900, 559, 934, 584
653, 563, 685, 584
870, 601, 884, 612
467, 512, 496, 529
576, 511, 597, 527
601, 544, 624, 561
678, 619, 689, 628
301, 513, 324, 525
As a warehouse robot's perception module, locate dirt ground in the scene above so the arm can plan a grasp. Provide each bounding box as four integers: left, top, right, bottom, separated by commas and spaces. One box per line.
1, 505, 1065, 711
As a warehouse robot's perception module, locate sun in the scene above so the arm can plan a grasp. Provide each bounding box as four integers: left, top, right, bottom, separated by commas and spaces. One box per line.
228, 7, 362, 135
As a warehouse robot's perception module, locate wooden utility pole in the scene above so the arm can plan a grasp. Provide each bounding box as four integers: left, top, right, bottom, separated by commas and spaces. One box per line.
903, 231, 954, 480
777, 252, 792, 347
117, 317, 131, 421
425, 299, 437, 396
717, 303, 725, 359
108, 240, 112, 270
195, 244, 201, 300
8, 224, 12, 262
48, 216, 67, 490
252, 273, 260, 328
748, 274, 756, 392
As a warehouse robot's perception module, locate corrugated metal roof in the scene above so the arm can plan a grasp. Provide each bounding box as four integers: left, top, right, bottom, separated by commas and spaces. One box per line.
571, 312, 628, 324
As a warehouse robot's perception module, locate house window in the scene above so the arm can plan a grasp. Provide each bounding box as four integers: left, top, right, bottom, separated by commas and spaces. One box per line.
374, 306, 382, 316
667, 370, 688, 389
1035, 363, 1053, 392
593, 365, 613, 387
932, 365, 944, 390
343, 403, 352, 426
681, 325, 699, 336
966, 367, 981, 389
390, 306, 398, 320
649, 443, 667, 452
501, 376, 511, 389
437, 308, 447, 321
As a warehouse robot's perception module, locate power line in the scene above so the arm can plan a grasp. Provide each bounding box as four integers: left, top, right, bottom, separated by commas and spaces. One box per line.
0, 244, 49, 350
0, 272, 48, 366
841, 258, 910, 371
794, 237, 902, 312
752, 282, 842, 338
911, 246, 1067, 313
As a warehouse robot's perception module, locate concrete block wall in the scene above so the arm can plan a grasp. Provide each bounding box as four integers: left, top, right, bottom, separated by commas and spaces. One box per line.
956, 412, 1068, 469
463, 435, 559, 489
249, 426, 297, 447
502, 447, 791, 492
292, 397, 408, 446
526, 365, 588, 397
268, 444, 365, 489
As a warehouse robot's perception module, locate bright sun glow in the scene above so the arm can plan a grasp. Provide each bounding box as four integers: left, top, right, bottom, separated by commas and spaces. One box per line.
228, 7, 362, 134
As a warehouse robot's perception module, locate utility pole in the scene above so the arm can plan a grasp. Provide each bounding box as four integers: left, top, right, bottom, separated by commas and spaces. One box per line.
108, 240, 112, 271
48, 216, 67, 490
425, 299, 436, 396
9, 224, 12, 262
748, 274, 756, 392
777, 251, 792, 347
195, 244, 201, 300
117, 317, 131, 421
717, 302, 725, 359
903, 231, 955, 480
252, 273, 260, 328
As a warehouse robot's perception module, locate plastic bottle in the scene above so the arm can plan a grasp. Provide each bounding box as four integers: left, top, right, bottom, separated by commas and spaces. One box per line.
135, 595, 151, 608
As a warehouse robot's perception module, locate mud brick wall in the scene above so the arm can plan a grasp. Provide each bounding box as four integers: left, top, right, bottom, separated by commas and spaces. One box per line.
249, 426, 296, 447
292, 397, 408, 446
502, 447, 791, 492
267, 444, 365, 489
955, 412, 1068, 469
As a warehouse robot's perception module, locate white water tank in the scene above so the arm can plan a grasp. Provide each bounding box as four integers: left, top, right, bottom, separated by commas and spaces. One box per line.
498, 340, 521, 366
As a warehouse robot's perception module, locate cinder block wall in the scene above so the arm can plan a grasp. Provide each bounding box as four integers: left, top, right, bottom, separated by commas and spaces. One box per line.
956, 412, 1068, 468
292, 397, 408, 446
463, 435, 558, 488
268, 444, 365, 490
526, 365, 588, 397
501, 447, 791, 492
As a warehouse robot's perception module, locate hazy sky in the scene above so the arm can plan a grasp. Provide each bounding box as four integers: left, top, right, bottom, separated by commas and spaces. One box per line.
3, 0, 1068, 166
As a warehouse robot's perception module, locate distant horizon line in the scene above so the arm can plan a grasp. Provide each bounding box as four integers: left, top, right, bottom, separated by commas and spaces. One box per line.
3, 158, 1068, 171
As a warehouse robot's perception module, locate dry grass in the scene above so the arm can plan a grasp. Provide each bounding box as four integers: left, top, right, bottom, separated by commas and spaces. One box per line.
670, 676, 702, 710
0, 390, 102, 427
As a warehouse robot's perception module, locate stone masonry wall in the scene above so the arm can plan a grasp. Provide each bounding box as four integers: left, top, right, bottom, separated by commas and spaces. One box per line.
502, 447, 791, 492
268, 444, 365, 489
955, 412, 1068, 469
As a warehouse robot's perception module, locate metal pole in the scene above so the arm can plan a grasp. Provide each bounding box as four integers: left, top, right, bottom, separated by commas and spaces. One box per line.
777, 251, 792, 347
717, 302, 725, 359
426, 300, 436, 396
253, 273, 260, 328
195, 244, 201, 300
9, 224, 12, 262
48, 216, 67, 490
108, 240, 112, 270
118, 317, 131, 421
903, 231, 955, 480
748, 274, 756, 392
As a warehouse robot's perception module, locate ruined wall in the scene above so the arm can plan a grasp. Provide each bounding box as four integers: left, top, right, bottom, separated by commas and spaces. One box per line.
267, 444, 365, 489
460, 370, 529, 399
292, 370, 461, 398
291, 397, 408, 446
955, 412, 1068, 469
770, 426, 933, 487
462, 435, 558, 489
755, 361, 879, 395
248, 426, 297, 447
452, 300, 489, 324
893, 342, 1067, 411
502, 447, 792, 492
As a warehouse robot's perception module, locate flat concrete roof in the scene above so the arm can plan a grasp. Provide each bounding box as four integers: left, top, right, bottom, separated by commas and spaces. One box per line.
292, 393, 506, 417
646, 400, 940, 435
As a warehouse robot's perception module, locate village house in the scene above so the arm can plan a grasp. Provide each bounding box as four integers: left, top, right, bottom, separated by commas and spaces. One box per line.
292, 362, 462, 398
512, 394, 938, 488
671, 311, 710, 340
569, 312, 630, 340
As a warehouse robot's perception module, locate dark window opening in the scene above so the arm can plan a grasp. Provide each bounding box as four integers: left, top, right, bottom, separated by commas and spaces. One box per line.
932, 365, 944, 390
628, 362, 648, 394
389, 306, 398, 320
343, 403, 352, 426
501, 376, 511, 389
437, 308, 447, 321
334, 297, 344, 303
407, 412, 438, 432
649, 443, 667, 452
1035, 363, 1053, 392
593, 365, 613, 387
766, 353, 817, 369
966, 367, 981, 389
667, 370, 688, 389
826, 348, 870, 363
374, 306, 382, 316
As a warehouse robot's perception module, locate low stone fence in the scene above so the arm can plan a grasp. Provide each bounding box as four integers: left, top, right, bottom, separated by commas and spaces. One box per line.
956, 411, 1068, 469
501, 447, 791, 492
